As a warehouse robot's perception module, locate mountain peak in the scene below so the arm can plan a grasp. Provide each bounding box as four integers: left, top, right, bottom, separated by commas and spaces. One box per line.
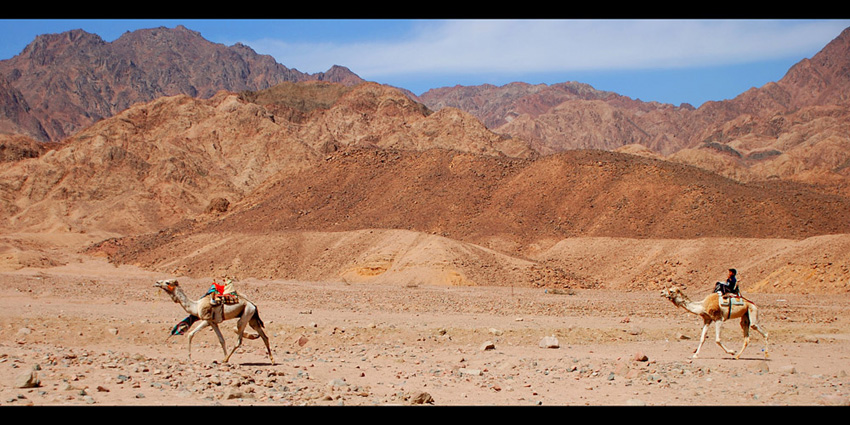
0, 25, 365, 142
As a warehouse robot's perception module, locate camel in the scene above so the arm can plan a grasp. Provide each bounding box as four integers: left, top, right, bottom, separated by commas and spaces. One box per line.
661, 286, 768, 360
154, 278, 274, 364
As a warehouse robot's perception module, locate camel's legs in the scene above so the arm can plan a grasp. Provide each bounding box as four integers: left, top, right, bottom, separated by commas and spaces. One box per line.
250, 318, 275, 364
734, 315, 751, 360
751, 323, 769, 358
732, 308, 771, 360
209, 322, 228, 359
693, 322, 711, 358
746, 307, 769, 359
714, 320, 737, 356
186, 320, 211, 361
224, 307, 253, 363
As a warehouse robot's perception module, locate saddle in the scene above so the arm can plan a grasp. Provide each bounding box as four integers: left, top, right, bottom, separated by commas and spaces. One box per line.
719, 295, 745, 307
719, 294, 745, 320
210, 293, 239, 305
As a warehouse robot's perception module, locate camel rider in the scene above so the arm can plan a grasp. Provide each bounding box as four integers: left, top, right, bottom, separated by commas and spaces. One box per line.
714, 269, 739, 297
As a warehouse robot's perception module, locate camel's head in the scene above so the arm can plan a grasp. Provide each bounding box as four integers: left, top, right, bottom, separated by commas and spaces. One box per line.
154, 278, 179, 293
661, 286, 683, 301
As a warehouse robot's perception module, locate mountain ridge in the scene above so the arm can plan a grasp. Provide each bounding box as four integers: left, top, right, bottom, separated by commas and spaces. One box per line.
3, 24, 850, 293
0, 25, 364, 142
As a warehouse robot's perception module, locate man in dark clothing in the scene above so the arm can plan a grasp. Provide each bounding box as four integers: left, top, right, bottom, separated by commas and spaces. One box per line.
714, 268, 739, 296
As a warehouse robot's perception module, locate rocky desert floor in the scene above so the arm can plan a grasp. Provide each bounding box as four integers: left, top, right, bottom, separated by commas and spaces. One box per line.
1, 253, 849, 407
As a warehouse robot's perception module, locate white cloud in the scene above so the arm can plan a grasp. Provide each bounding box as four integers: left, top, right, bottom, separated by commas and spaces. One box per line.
248, 19, 850, 78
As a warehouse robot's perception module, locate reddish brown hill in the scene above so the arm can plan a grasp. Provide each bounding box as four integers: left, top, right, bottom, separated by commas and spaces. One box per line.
420, 27, 850, 187
668, 104, 850, 192
418, 82, 637, 129
140, 147, 850, 246
0, 82, 533, 235
667, 28, 850, 187
89, 147, 850, 290
0, 26, 364, 142
420, 82, 697, 156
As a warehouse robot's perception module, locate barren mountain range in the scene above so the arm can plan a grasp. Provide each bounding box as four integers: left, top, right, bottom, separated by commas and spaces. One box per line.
420, 27, 850, 188
0, 25, 364, 142
2, 25, 850, 293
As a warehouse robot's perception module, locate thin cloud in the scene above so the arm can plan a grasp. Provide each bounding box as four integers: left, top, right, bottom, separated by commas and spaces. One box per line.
248, 19, 850, 78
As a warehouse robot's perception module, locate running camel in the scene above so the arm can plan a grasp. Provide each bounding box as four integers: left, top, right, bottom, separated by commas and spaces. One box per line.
661, 286, 768, 360
154, 278, 274, 364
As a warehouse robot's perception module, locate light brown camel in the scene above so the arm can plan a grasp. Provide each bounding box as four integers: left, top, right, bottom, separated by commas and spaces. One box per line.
661, 286, 768, 360
154, 278, 274, 364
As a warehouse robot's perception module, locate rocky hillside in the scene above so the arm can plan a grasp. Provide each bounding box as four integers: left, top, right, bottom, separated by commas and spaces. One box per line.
203, 148, 850, 243
88, 146, 850, 291
0, 82, 532, 236
0, 25, 363, 142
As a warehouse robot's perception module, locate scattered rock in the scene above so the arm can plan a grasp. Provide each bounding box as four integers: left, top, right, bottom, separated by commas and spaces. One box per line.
223, 389, 254, 400
459, 368, 483, 376
15, 369, 40, 389
799, 335, 820, 344
327, 378, 348, 389
480, 341, 496, 351
409, 392, 434, 405
204, 197, 230, 214
538, 336, 560, 349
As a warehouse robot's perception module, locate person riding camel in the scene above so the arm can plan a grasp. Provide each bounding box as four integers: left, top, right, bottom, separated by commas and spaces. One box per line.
714, 268, 739, 298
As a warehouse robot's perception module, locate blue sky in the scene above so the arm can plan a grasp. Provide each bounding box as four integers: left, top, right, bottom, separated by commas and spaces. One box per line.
1, 19, 849, 107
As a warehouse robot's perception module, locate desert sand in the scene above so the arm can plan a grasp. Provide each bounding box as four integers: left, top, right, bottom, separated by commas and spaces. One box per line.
1, 237, 848, 406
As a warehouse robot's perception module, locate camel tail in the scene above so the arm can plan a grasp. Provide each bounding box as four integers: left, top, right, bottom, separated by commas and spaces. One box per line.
253, 308, 265, 329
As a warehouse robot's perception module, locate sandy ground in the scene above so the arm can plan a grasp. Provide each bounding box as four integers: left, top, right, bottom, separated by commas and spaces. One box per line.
1, 256, 849, 407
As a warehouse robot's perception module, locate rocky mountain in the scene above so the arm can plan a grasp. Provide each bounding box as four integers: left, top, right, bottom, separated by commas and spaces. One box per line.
0, 82, 532, 236
0, 75, 49, 141
420, 27, 850, 188
2, 24, 850, 292
0, 25, 363, 142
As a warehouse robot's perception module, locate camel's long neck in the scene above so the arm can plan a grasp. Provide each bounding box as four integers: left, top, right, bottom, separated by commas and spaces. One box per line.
673, 294, 706, 316
169, 287, 200, 317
